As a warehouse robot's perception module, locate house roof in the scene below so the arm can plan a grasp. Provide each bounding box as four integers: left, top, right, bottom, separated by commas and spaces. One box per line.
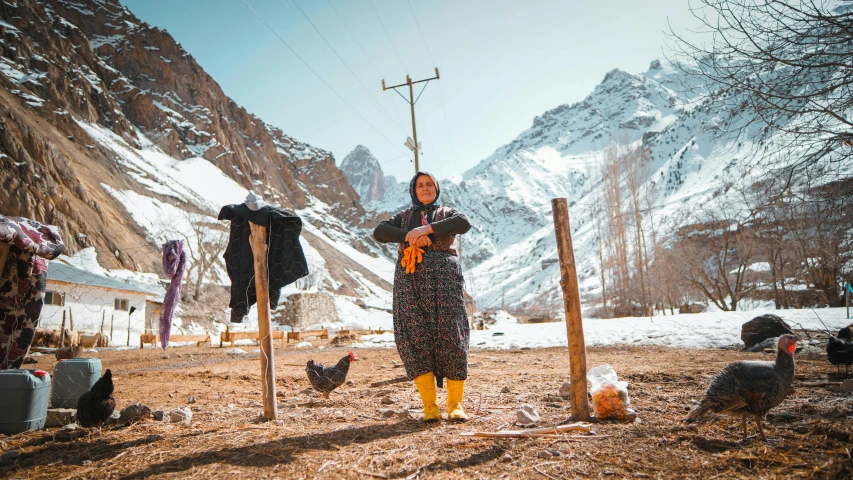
47, 262, 159, 296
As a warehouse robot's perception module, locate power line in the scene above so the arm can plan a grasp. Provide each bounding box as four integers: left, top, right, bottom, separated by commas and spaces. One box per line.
326, 0, 407, 129
367, 0, 409, 73
285, 0, 408, 136
239, 0, 405, 156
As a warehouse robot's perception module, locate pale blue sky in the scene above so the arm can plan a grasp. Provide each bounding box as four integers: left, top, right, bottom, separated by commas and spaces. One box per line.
120, 0, 701, 182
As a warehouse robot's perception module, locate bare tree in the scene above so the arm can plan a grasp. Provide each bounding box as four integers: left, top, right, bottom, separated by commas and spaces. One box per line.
669, 202, 758, 311
601, 142, 632, 309
160, 209, 228, 303
668, 0, 853, 196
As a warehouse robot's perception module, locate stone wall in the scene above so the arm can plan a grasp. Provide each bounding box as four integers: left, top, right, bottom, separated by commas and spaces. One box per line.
280, 293, 338, 329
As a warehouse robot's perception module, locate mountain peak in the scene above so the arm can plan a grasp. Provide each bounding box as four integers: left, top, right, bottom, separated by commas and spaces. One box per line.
340, 145, 386, 202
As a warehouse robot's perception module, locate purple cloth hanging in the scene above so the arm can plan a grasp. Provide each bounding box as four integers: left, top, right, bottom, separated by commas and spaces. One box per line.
160, 240, 186, 349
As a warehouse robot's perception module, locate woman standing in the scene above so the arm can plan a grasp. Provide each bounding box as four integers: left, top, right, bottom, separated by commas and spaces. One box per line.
373, 172, 472, 422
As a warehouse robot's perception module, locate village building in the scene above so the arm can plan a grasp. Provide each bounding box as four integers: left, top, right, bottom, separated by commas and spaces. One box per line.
41, 262, 161, 346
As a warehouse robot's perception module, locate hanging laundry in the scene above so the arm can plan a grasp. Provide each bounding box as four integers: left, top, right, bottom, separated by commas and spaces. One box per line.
218, 203, 308, 323
0, 215, 64, 370
159, 240, 186, 349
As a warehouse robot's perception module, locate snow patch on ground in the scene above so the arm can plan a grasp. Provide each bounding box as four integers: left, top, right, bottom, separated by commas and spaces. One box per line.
354, 308, 852, 350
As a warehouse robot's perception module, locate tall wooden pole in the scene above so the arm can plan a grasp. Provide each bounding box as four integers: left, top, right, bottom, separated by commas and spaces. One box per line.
407, 75, 419, 172
69, 309, 74, 332
110, 314, 114, 341
249, 222, 278, 421
551, 198, 590, 421
382, 68, 439, 175
126, 311, 131, 347
100, 310, 105, 335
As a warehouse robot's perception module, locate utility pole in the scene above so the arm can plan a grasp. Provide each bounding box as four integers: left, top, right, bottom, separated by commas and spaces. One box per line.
382, 68, 439, 173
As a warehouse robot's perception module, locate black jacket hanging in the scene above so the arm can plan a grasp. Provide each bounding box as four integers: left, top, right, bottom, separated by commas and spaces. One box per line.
218, 204, 309, 323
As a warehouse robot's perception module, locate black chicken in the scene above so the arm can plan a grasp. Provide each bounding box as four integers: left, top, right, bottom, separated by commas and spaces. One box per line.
76, 369, 116, 428
306, 352, 356, 399
827, 326, 853, 375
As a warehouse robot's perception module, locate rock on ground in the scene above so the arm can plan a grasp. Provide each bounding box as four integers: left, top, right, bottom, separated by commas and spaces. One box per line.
46, 409, 76, 427
741, 314, 793, 349
517, 404, 540, 426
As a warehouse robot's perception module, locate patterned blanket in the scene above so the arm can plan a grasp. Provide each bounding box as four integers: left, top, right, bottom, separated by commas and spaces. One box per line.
0, 215, 64, 369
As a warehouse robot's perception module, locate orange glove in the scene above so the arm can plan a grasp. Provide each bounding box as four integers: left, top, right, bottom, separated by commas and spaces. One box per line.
400, 245, 424, 274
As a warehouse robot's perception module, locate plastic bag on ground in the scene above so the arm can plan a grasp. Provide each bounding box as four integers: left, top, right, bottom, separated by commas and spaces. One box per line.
587, 364, 636, 422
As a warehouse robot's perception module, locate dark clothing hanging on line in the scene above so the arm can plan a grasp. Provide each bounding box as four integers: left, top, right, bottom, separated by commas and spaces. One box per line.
218, 204, 309, 323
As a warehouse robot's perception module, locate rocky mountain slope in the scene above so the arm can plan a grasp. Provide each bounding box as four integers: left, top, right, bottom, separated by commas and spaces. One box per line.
339, 145, 385, 203
0, 0, 367, 272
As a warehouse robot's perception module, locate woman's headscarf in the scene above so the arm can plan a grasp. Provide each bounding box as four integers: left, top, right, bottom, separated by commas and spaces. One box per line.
409, 171, 441, 214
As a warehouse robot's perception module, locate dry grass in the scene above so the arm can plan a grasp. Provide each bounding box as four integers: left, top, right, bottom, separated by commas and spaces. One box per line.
1, 342, 851, 479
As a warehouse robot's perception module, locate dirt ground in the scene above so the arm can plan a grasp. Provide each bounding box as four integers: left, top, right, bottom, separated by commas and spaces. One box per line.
1, 339, 851, 479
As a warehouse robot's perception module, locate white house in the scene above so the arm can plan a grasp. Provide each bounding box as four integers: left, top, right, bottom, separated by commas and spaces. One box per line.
41, 262, 160, 347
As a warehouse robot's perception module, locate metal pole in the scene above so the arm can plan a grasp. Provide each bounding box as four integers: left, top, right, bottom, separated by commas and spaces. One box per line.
551, 198, 591, 421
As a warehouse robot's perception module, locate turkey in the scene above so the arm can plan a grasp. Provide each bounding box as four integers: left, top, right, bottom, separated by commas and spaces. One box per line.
826, 326, 853, 374
684, 334, 798, 442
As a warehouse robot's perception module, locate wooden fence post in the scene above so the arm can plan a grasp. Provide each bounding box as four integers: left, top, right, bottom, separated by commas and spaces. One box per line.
110, 314, 114, 341
249, 222, 278, 421
100, 310, 105, 335
60, 310, 67, 348
551, 198, 590, 421
69, 309, 74, 332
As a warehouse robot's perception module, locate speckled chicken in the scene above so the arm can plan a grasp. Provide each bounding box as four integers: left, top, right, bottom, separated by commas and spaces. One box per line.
76, 369, 116, 428
684, 335, 797, 441
306, 352, 356, 399
827, 326, 853, 374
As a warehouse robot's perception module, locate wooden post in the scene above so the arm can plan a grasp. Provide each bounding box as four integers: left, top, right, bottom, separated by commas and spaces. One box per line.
110, 314, 114, 340
60, 310, 66, 348
100, 310, 105, 335
0, 243, 9, 276
249, 222, 278, 421
381, 68, 439, 174
69, 309, 74, 332
126, 311, 131, 347
551, 198, 590, 421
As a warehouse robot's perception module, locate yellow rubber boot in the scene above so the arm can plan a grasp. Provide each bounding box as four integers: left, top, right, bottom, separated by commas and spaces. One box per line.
446, 379, 468, 421
414, 372, 441, 422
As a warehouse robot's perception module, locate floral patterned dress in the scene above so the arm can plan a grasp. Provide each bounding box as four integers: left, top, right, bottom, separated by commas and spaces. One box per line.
374, 207, 471, 386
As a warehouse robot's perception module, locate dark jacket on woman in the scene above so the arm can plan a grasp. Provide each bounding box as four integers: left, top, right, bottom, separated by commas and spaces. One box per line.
373, 207, 471, 255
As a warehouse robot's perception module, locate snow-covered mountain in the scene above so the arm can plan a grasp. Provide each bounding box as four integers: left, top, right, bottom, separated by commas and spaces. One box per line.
364, 59, 846, 314
0, 0, 395, 339
340, 145, 385, 203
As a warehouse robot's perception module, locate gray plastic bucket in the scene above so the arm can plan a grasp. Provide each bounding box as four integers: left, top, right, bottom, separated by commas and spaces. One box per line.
51, 358, 102, 408
0, 369, 51, 435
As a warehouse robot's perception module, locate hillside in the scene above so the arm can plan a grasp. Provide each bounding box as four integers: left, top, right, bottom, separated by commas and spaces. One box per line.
0, 0, 394, 340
